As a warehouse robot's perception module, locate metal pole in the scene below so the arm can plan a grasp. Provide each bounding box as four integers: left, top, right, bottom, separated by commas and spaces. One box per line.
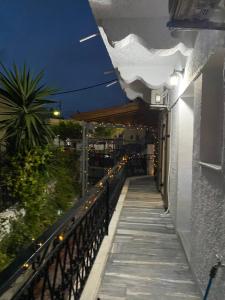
85, 123, 89, 192
105, 180, 110, 235
81, 122, 89, 197
82, 122, 86, 197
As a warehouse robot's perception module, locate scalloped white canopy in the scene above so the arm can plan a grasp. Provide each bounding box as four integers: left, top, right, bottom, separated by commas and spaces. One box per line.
89, 0, 195, 100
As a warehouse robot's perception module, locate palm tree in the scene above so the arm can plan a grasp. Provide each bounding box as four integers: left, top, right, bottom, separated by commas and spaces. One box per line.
0, 64, 56, 154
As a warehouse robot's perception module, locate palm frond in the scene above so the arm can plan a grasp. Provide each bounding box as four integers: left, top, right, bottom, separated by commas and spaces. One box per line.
0, 63, 56, 153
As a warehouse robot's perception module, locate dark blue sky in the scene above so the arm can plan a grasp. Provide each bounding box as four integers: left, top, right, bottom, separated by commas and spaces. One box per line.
0, 0, 127, 117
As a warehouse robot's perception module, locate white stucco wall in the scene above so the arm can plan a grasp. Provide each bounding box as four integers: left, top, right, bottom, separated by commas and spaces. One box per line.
168, 104, 179, 224
168, 31, 225, 299
176, 96, 194, 260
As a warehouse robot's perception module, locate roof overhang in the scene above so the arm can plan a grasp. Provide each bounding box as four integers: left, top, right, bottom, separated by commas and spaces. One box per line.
88, 0, 197, 102
89, 0, 225, 103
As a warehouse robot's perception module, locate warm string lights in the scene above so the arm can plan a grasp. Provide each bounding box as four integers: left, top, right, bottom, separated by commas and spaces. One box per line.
93, 121, 155, 131
22, 263, 30, 270
58, 234, 64, 241
22, 239, 44, 271
21, 158, 128, 272
99, 182, 104, 188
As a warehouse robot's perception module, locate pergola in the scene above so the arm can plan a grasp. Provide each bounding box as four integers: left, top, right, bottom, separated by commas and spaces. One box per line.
72, 99, 159, 127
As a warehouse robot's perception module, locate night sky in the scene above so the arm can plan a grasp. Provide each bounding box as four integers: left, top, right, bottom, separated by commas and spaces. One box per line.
0, 0, 127, 118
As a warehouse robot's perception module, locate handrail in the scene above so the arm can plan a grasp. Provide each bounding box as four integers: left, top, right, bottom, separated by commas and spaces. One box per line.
0, 160, 127, 300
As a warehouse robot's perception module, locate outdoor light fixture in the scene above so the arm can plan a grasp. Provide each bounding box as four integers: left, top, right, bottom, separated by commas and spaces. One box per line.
155, 95, 161, 103
53, 110, 61, 117
169, 69, 184, 86
58, 234, 64, 241
151, 88, 169, 107
79, 33, 100, 43
106, 80, 118, 88
22, 263, 30, 270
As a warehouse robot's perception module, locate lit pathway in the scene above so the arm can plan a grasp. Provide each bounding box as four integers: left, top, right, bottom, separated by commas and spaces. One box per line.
97, 177, 201, 300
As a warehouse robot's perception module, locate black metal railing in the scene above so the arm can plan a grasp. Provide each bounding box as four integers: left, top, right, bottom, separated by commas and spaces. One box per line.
0, 161, 127, 300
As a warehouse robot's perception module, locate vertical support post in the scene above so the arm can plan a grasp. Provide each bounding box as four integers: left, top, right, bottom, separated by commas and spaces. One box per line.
85, 123, 89, 192
81, 122, 85, 197
81, 122, 89, 197
163, 112, 169, 210
105, 180, 110, 235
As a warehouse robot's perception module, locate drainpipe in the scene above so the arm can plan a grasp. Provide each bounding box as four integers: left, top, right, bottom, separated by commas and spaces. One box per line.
203, 255, 225, 300
163, 111, 170, 210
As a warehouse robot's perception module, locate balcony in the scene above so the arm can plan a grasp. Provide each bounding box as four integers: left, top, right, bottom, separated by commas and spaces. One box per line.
0, 160, 202, 300
82, 177, 201, 300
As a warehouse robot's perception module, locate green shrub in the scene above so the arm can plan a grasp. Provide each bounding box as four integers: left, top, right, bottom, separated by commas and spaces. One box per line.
48, 147, 81, 211
51, 121, 82, 140
94, 126, 124, 138
0, 146, 80, 272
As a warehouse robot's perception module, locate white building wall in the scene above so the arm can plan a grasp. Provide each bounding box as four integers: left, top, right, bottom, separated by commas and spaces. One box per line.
176, 97, 194, 260
168, 30, 225, 299
168, 104, 179, 224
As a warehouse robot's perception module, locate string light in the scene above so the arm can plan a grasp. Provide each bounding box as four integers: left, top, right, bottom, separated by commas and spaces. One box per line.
58, 234, 64, 241
99, 182, 104, 188
22, 263, 30, 270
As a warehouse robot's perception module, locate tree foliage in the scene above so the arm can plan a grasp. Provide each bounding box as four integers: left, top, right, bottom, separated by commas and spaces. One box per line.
51, 120, 82, 140
0, 147, 80, 271
94, 126, 124, 138
0, 64, 82, 272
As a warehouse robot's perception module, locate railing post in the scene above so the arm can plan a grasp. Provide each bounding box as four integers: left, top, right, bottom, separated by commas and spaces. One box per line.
105, 180, 110, 235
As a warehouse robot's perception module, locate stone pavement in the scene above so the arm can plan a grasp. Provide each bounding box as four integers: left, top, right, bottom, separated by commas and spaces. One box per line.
97, 177, 201, 300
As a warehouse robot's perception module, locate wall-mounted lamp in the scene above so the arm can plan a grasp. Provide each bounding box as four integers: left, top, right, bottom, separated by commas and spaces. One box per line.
169, 69, 184, 86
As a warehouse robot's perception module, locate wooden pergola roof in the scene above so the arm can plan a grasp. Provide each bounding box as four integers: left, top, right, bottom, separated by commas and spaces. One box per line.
72, 100, 159, 127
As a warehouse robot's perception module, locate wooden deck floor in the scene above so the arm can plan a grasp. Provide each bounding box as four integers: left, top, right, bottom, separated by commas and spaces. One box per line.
97, 177, 201, 300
